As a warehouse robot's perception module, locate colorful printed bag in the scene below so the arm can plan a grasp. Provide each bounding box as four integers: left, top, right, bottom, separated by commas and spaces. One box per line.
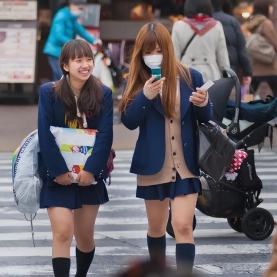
50, 127, 98, 181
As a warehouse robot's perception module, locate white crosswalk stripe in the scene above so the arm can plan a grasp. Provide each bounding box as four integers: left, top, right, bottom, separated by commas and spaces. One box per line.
0, 149, 276, 276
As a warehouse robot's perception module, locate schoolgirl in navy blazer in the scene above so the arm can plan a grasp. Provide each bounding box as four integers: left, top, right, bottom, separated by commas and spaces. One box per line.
121, 68, 213, 177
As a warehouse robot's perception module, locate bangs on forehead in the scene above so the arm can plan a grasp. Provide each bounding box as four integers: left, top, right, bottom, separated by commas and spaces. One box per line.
69, 41, 93, 60
142, 31, 161, 53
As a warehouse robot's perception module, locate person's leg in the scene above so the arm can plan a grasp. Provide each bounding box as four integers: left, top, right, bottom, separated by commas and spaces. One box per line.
266, 77, 277, 97
74, 205, 100, 277
170, 193, 198, 275
145, 199, 169, 265
251, 77, 260, 94
47, 55, 63, 81
48, 207, 74, 277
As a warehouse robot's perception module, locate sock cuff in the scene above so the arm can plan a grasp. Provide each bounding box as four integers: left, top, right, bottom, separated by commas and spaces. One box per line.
147, 234, 166, 240
76, 247, 95, 255
52, 257, 71, 261
176, 243, 195, 247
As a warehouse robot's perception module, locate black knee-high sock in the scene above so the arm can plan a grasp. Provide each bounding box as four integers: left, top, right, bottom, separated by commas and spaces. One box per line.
75, 247, 95, 277
176, 243, 195, 275
147, 235, 166, 265
52, 257, 71, 277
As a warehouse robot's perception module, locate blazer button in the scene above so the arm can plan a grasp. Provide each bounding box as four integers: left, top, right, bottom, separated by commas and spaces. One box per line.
172, 176, 176, 180
183, 143, 187, 147
143, 106, 145, 109
182, 122, 184, 125
191, 58, 195, 62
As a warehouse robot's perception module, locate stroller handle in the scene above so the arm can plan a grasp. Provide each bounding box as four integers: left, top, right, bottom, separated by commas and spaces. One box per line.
266, 96, 277, 115
221, 67, 241, 136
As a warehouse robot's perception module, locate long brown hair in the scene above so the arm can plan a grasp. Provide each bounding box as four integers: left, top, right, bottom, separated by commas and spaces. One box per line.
55, 39, 102, 120
118, 22, 192, 118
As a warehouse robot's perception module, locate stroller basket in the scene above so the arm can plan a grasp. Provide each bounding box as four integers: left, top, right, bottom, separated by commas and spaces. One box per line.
197, 174, 246, 218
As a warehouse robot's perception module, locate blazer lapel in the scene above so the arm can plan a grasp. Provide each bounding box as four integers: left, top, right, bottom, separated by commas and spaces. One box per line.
53, 99, 66, 127
153, 81, 192, 118
180, 80, 192, 119
153, 95, 164, 116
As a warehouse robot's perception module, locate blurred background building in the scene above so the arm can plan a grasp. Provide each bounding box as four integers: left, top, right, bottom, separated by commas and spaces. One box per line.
1, 0, 277, 103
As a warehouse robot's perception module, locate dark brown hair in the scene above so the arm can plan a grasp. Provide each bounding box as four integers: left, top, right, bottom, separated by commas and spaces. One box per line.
55, 39, 103, 121
184, 0, 213, 18
118, 22, 192, 118
253, 0, 273, 18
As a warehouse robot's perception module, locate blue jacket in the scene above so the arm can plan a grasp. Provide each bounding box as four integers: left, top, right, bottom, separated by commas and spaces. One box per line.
43, 7, 96, 59
121, 68, 213, 176
38, 82, 113, 183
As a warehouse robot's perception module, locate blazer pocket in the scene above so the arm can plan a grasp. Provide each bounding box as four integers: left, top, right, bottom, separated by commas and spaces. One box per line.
132, 140, 149, 168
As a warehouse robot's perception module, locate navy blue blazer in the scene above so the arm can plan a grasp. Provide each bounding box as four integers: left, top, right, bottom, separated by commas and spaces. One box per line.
38, 82, 113, 182
121, 68, 213, 176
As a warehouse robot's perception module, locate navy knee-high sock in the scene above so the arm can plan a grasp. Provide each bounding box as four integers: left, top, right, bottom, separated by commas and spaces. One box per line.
176, 243, 195, 275
147, 234, 166, 265
75, 247, 95, 277
52, 257, 71, 277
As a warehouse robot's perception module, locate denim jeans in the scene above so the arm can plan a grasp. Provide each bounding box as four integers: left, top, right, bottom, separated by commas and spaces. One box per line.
47, 55, 63, 81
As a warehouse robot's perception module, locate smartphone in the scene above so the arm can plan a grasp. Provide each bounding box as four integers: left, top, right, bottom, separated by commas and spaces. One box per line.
151, 67, 162, 82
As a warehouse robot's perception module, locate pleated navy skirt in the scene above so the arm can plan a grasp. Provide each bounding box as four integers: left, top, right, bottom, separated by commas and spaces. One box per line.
40, 179, 109, 209
136, 174, 201, 201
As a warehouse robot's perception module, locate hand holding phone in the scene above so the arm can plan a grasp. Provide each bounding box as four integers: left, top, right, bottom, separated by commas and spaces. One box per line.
151, 67, 162, 82
143, 75, 165, 100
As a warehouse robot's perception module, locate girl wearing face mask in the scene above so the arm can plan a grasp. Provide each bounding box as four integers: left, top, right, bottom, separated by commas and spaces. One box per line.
118, 22, 213, 275
38, 39, 113, 277
43, 0, 102, 81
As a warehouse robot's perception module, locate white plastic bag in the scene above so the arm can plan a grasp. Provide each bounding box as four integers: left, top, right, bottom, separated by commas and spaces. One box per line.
12, 130, 42, 214
50, 127, 97, 181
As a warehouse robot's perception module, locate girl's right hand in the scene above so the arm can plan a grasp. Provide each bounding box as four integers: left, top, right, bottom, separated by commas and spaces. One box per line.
55, 172, 74, 185
143, 76, 165, 100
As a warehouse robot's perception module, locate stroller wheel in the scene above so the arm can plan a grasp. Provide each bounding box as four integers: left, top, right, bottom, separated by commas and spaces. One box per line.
242, 208, 275, 240
166, 208, 196, 238
227, 217, 243, 233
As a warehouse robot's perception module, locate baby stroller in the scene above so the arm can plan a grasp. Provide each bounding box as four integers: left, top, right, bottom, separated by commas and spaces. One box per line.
93, 44, 124, 90
166, 67, 276, 241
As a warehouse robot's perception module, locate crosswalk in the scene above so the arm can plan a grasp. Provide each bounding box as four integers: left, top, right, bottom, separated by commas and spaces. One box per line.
0, 149, 276, 276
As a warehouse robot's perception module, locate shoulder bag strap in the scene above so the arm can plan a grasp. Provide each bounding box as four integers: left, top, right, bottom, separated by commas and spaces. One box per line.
256, 20, 266, 34
181, 32, 197, 59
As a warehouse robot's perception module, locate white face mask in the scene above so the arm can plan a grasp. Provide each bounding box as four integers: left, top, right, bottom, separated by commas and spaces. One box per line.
71, 10, 83, 17
143, 54, 163, 68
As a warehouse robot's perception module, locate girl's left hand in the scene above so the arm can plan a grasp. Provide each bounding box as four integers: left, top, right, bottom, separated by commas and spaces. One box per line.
76, 170, 95, 186
189, 88, 207, 106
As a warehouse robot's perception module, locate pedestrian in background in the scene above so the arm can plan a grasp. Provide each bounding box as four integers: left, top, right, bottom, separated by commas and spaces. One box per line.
38, 39, 113, 277
211, 0, 252, 87
43, 0, 102, 81
118, 22, 213, 275
246, 0, 277, 97
171, 0, 230, 82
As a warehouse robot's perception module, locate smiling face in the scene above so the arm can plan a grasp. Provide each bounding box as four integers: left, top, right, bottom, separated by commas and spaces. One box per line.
60, 40, 95, 87
63, 56, 93, 83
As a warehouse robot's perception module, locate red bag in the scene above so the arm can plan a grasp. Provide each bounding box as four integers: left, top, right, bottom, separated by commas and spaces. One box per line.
106, 148, 116, 185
